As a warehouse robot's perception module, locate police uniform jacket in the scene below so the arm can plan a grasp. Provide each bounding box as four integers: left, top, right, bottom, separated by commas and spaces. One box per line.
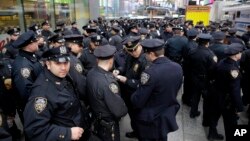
87, 66, 127, 120
161, 31, 173, 42
131, 57, 183, 139
188, 45, 217, 85
41, 30, 53, 39
109, 34, 123, 51
165, 35, 188, 59
215, 58, 244, 112
24, 69, 86, 141
71, 27, 81, 35
79, 48, 97, 71
209, 42, 228, 61
12, 50, 43, 109
241, 31, 250, 48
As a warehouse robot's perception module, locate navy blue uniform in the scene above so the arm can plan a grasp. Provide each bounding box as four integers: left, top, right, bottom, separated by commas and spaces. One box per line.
131, 57, 183, 140
214, 58, 244, 141
188, 45, 217, 120
109, 34, 123, 51
3, 40, 19, 59
24, 69, 88, 141
79, 48, 97, 71
87, 66, 128, 141
209, 42, 228, 61
165, 35, 188, 64
12, 50, 43, 117
240, 49, 250, 105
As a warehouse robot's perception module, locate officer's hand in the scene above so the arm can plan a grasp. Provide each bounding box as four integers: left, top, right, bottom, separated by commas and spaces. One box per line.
71, 127, 84, 140
116, 75, 127, 83
113, 69, 120, 76
4, 78, 12, 90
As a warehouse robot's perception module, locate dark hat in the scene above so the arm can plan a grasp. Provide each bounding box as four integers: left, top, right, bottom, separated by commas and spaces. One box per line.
7, 28, 20, 35
89, 34, 102, 43
41, 20, 49, 26
247, 25, 250, 28
195, 25, 203, 29
48, 34, 65, 43
12, 31, 37, 48
148, 23, 155, 28
64, 35, 83, 45
29, 23, 39, 32
129, 24, 138, 30
89, 20, 98, 24
228, 28, 237, 34
220, 27, 229, 32
111, 26, 120, 32
94, 44, 116, 59
224, 43, 243, 55
163, 23, 174, 28
85, 26, 97, 33
56, 21, 65, 27
140, 39, 164, 52
123, 36, 141, 51
139, 28, 149, 35
212, 31, 226, 40
197, 33, 212, 40
71, 21, 77, 25
42, 46, 70, 62
187, 28, 199, 37
53, 29, 62, 34
172, 26, 183, 31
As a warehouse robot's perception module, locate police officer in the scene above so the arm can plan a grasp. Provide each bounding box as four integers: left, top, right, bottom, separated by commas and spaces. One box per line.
188, 33, 217, 120
87, 44, 128, 141
24, 46, 88, 141
71, 21, 81, 35
213, 43, 244, 141
127, 24, 140, 37
161, 23, 173, 42
164, 26, 188, 64
3, 28, 20, 59
131, 39, 183, 141
109, 26, 123, 51
11, 31, 43, 122
242, 25, 250, 49
139, 28, 150, 40
113, 36, 149, 139
41, 20, 53, 39
47, 34, 65, 49
182, 28, 199, 106
148, 23, 161, 39
80, 34, 102, 71
56, 20, 73, 36
226, 28, 244, 45
209, 31, 228, 61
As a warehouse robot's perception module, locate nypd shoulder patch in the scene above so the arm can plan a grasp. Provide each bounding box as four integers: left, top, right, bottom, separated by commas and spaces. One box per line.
141, 72, 150, 85
230, 70, 239, 79
34, 97, 47, 114
75, 63, 83, 73
21, 68, 31, 78
213, 56, 218, 63
109, 83, 119, 94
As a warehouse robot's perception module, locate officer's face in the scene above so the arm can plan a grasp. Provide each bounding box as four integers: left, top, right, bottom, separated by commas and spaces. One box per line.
46, 61, 70, 78
127, 44, 142, 58
69, 43, 82, 54
11, 34, 19, 40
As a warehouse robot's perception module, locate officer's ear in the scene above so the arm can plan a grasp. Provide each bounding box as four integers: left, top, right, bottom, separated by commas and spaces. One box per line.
45, 61, 51, 70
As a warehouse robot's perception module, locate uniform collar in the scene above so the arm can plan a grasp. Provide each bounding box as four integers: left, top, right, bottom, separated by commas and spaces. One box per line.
153, 56, 169, 64
19, 49, 37, 62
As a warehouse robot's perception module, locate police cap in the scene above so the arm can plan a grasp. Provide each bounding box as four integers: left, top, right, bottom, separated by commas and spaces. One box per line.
195, 25, 203, 29
41, 20, 49, 26
48, 34, 65, 43
123, 36, 141, 51
7, 28, 20, 35
94, 44, 116, 59
212, 31, 226, 40
64, 35, 83, 45
85, 26, 97, 33
224, 43, 243, 56
140, 39, 164, 52
29, 23, 39, 32
197, 33, 212, 41
228, 28, 237, 34
111, 25, 120, 32
172, 26, 183, 31
129, 23, 138, 30
12, 31, 37, 48
187, 28, 199, 37
56, 21, 65, 27
42, 46, 70, 62
89, 34, 102, 43
220, 27, 229, 32
139, 28, 149, 35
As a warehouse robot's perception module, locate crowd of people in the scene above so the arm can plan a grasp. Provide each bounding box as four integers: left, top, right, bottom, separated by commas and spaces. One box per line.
0, 16, 249, 141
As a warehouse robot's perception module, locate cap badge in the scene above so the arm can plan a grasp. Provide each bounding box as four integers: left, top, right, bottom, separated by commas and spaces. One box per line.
34, 97, 47, 114
109, 83, 119, 94
60, 46, 67, 54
